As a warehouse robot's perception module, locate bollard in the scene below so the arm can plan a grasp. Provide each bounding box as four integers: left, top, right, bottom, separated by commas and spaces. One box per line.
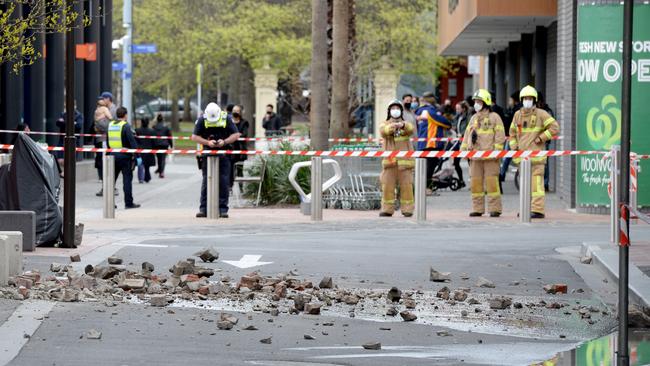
414, 158, 427, 222
0, 154, 10, 166
610, 145, 620, 243
207, 156, 219, 219
311, 157, 323, 221
519, 158, 532, 223
630, 158, 639, 215
102, 154, 115, 219
0, 232, 23, 286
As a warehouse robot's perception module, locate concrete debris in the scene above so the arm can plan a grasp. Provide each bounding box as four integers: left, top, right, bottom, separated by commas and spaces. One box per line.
304, 303, 322, 315
107, 256, 123, 265
50, 263, 64, 273
404, 298, 416, 309
304, 334, 315, 340
489, 296, 512, 310
118, 278, 145, 290
476, 277, 495, 288
400, 310, 417, 322
86, 329, 102, 340
629, 306, 650, 328
386, 307, 398, 317
513, 302, 523, 309
362, 342, 381, 350
436, 330, 451, 337
543, 284, 568, 294
461, 310, 468, 317
453, 290, 468, 302
149, 295, 169, 307
243, 325, 258, 331
319, 276, 333, 289
217, 320, 234, 330
467, 298, 480, 305
429, 267, 451, 282
387, 287, 402, 302
260, 337, 272, 344
70, 254, 81, 263
194, 248, 219, 263
436, 287, 450, 300
343, 294, 360, 305
294, 293, 307, 311
142, 262, 155, 273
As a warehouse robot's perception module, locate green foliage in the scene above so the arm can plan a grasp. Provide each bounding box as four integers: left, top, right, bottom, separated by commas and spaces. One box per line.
244, 142, 310, 205
0, 0, 89, 72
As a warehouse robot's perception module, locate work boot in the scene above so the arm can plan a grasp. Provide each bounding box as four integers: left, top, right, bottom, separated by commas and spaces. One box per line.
402, 212, 413, 218
531, 212, 545, 219
379, 212, 393, 217
96, 189, 103, 197
489, 212, 501, 217
196, 212, 207, 218
125, 203, 141, 209
469, 212, 483, 217
219, 213, 229, 218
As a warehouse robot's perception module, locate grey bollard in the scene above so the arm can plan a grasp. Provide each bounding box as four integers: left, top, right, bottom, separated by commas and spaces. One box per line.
0, 232, 23, 286
311, 157, 323, 221
207, 156, 219, 219
0, 153, 10, 166
103, 154, 115, 219
414, 158, 427, 222
610, 145, 621, 243
630, 158, 639, 217
519, 158, 532, 223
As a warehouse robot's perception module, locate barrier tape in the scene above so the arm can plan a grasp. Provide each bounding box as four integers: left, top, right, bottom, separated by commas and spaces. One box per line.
631, 162, 638, 193
0, 129, 562, 143
0, 144, 607, 158
620, 204, 630, 247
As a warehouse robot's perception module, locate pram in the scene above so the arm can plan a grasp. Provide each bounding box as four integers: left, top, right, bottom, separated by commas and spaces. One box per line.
429, 135, 462, 192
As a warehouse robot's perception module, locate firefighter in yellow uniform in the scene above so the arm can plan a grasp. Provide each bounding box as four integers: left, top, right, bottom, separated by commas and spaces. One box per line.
509, 85, 560, 219
461, 89, 506, 217
379, 100, 415, 217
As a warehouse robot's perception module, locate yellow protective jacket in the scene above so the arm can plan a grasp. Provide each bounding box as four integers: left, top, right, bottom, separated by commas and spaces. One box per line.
380, 118, 415, 169
509, 107, 560, 164
460, 110, 506, 159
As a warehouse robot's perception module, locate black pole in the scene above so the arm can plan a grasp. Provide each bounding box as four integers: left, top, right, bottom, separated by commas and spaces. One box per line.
63, 0, 77, 248
618, 0, 633, 364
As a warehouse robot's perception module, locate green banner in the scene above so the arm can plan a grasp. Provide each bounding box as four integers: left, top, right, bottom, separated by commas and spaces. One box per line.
576, 3, 650, 207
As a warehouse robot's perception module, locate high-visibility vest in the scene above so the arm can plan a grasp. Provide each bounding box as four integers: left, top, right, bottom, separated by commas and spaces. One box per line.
107, 120, 127, 148
204, 111, 228, 129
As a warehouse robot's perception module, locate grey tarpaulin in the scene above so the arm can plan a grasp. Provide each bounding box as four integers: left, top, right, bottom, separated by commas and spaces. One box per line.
0, 134, 62, 246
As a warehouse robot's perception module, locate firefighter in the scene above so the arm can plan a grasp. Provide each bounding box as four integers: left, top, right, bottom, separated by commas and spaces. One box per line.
461, 89, 506, 217
509, 85, 560, 219
379, 100, 415, 217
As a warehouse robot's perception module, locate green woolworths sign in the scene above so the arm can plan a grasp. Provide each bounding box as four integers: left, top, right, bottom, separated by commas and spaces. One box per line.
576, 3, 650, 207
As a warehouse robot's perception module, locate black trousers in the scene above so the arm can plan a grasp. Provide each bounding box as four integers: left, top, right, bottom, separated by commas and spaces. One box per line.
114, 156, 134, 206
155, 153, 166, 174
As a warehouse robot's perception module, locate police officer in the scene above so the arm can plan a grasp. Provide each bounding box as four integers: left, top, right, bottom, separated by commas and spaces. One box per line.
191, 102, 240, 218
107, 107, 141, 209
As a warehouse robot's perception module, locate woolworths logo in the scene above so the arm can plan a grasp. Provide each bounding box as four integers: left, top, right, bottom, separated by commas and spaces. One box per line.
586, 95, 621, 150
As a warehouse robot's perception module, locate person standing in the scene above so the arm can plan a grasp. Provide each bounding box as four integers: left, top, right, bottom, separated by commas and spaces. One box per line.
415, 92, 451, 190
100, 91, 117, 118
401, 94, 416, 126
262, 104, 282, 136
509, 85, 559, 219
230, 105, 250, 187
107, 107, 141, 209
135, 118, 156, 183
452, 101, 470, 188
191, 102, 240, 218
461, 89, 505, 217
153, 114, 173, 178
379, 100, 415, 217
93, 98, 112, 196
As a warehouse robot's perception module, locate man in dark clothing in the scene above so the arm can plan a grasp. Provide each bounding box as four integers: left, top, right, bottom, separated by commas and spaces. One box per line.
230, 104, 250, 187
107, 107, 140, 209
191, 102, 240, 218
135, 118, 156, 183
500, 92, 521, 183
262, 104, 282, 136
152, 114, 173, 178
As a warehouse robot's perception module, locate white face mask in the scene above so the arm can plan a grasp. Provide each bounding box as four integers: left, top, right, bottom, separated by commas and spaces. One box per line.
390, 109, 402, 119
522, 99, 534, 109
473, 102, 483, 112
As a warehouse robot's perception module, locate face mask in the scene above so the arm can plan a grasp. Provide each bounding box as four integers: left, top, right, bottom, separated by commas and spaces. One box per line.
411, 102, 419, 110
474, 102, 483, 112
390, 109, 402, 119
232, 113, 241, 119
522, 100, 534, 109
403, 102, 411, 110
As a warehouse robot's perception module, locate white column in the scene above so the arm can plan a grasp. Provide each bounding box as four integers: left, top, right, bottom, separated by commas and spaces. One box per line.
373, 62, 399, 139
254, 65, 279, 145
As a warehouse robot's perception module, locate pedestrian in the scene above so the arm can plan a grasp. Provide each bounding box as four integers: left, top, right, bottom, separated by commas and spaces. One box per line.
262, 104, 282, 136
452, 101, 470, 188
99, 91, 117, 118
93, 98, 112, 196
230, 104, 250, 187
460, 89, 505, 217
401, 94, 416, 126
379, 100, 415, 217
500, 92, 521, 183
509, 85, 559, 219
414, 92, 451, 192
135, 118, 156, 183
191, 102, 240, 218
537, 91, 555, 192
107, 107, 141, 209
153, 114, 172, 178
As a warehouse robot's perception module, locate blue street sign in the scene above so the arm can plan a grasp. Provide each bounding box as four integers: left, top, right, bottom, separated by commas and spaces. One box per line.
112, 62, 126, 71
132, 44, 157, 54
123, 72, 132, 80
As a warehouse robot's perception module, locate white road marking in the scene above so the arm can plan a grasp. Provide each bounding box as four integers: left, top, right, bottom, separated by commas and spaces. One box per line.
0, 300, 56, 366
71, 244, 125, 272
121, 243, 171, 248
222, 255, 272, 269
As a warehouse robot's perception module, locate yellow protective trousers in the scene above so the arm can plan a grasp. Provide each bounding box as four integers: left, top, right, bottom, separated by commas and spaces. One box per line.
380, 166, 414, 215
469, 159, 502, 214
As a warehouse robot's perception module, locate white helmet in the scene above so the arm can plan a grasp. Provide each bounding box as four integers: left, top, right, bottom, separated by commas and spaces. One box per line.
204, 102, 221, 122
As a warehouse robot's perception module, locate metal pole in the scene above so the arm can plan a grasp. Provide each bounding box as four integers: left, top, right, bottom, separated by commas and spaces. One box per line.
519, 158, 531, 223
207, 156, 219, 219
197, 63, 203, 115
611, 145, 621, 243
62, 0, 77, 248
618, 1, 634, 363
102, 154, 115, 219
311, 157, 323, 221
122, 0, 132, 124
414, 158, 426, 222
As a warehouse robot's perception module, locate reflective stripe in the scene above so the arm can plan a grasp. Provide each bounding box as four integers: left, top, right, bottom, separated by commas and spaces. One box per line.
487, 191, 501, 197
514, 157, 546, 164
532, 176, 545, 197
397, 159, 415, 167
544, 130, 553, 140
394, 136, 410, 142
204, 111, 228, 128
521, 127, 543, 133
494, 144, 504, 150
543, 117, 556, 127
476, 129, 495, 135
494, 125, 505, 131
471, 193, 485, 197
460, 143, 468, 149
509, 140, 517, 149
107, 120, 126, 148
401, 199, 415, 204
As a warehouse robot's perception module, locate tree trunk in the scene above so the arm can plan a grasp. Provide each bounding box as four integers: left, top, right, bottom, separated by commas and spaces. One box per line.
239, 59, 255, 136
171, 94, 180, 132
330, 0, 349, 139
310, 0, 329, 150
183, 96, 191, 122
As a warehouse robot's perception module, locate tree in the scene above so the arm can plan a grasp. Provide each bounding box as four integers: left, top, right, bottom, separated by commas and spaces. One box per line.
330, 0, 350, 139
310, 0, 329, 150
0, 0, 89, 72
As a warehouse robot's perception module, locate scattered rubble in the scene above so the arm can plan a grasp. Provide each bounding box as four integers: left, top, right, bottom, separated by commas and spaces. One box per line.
476, 277, 495, 288
543, 284, 568, 294
400, 311, 417, 322
86, 329, 102, 340
70, 254, 81, 263
489, 296, 512, 310
107, 257, 123, 265
305, 303, 322, 315
304, 334, 315, 340
194, 248, 219, 263
319, 276, 333, 289
387, 287, 401, 302
260, 337, 272, 344
362, 342, 381, 350
429, 268, 451, 282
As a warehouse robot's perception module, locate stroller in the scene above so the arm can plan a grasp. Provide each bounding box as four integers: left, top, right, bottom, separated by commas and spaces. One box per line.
429, 135, 462, 192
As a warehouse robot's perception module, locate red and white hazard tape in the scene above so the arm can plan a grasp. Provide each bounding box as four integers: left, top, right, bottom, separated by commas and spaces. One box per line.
620, 204, 630, 247
631, 162, 638, 193
0, 144, 607, 158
